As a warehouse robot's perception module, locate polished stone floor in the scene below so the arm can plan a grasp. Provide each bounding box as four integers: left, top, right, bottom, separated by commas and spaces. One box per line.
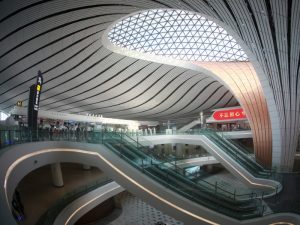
90, 192, 184, 225
111, 193, 184, 225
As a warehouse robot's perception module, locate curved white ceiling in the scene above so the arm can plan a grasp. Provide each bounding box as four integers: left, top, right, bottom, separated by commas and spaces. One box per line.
0, 1, 239, 122
0, 0, 298, 149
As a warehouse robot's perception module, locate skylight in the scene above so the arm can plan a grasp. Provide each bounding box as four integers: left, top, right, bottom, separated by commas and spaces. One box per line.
108, 9, 248, 62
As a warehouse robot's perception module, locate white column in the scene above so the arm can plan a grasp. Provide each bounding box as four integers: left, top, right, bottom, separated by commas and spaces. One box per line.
176, 144, 184, 158
51, 163, 64, 187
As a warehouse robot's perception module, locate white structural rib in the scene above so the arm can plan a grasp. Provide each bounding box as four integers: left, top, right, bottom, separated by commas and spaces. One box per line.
53, 181, 124, 225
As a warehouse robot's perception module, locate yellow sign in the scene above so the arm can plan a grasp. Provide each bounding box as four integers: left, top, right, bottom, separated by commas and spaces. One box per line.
17, 101, 23, 107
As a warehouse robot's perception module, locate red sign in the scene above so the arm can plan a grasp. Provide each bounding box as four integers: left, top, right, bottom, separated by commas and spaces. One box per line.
212, 108, 246, 121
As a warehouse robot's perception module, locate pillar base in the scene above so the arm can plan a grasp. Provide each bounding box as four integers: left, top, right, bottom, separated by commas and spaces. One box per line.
51, 163, 64, 187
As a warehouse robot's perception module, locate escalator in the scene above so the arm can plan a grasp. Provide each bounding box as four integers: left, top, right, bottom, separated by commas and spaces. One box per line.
139, 130, 281, 193
0, 129, 281, 222
145, 165, 261, 219
201, 129, 272, 178
102, 131, 265, 219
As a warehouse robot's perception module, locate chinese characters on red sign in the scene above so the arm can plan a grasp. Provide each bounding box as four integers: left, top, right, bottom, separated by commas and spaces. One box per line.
212, 108, 246, 121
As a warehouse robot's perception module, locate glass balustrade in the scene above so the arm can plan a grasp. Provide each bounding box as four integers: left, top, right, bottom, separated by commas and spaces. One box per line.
104, 131, 264, 219
199, 129, 274, 178
0, 128, 279, 219
125, 128, 278, 179
35, 179, 112, 225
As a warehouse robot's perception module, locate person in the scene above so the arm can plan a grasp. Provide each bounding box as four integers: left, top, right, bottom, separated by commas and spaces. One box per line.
12, 199, 24, 221
76, 124, 80, 141
49, 125, 54, 140
12, 191, 25, 221
15, 191, 24, 216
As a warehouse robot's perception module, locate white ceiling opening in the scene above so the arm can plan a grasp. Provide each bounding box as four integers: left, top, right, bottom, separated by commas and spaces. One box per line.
108, 9, 248, 62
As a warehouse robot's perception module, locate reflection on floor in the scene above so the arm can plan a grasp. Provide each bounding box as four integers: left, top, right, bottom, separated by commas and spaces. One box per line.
17, 163, 104, 225
91, 192, 184, 225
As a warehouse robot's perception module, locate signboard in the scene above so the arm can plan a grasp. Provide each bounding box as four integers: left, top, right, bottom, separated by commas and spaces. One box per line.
16, 101, 23, 107
212, 107, 246, 121
28, 70, 43, 132
34, 70, 43, 111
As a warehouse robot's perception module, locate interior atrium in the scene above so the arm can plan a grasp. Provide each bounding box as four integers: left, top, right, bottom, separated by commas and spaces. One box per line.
0, 1, 299, 225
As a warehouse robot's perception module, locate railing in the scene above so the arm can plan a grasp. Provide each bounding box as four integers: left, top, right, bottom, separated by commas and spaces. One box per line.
127, 128, 278, 178
0, 128, 276, 219
200, 129, 275, 177
131, 127, 252, 136
35, 178, 112, 225
121, 129, 282, 193
0, 128, 280, 185
105, 132, 265, 219
221, 137, 279, 173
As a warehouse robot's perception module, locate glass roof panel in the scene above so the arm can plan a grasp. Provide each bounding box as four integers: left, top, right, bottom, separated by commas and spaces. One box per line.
108, 9, 248, 62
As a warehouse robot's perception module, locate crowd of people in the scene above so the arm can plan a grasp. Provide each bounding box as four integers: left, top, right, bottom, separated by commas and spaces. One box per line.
36, 121, 100, 141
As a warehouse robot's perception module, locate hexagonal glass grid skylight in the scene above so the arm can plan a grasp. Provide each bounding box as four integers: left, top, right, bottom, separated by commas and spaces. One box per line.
108, 9, 248, 62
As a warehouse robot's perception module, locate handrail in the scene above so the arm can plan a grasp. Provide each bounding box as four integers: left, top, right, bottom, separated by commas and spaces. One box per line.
184, 129, 275, 176
0, 129, 277, 197
103, 136, 264, 219
105, 131, 273, 201
129, 128, 276, 176
0, 128, 280, 219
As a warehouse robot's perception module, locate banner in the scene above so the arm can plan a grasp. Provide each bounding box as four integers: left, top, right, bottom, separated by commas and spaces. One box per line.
28, 70, 43, 131
212, 107, 246, 121
34, 70, 43, 111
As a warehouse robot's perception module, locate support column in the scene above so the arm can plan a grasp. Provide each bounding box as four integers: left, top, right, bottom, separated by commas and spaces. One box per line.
194, 62, 273, 167
51, 163, 64, 187
176, 144, 184, 158
82, 164, 91, 170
